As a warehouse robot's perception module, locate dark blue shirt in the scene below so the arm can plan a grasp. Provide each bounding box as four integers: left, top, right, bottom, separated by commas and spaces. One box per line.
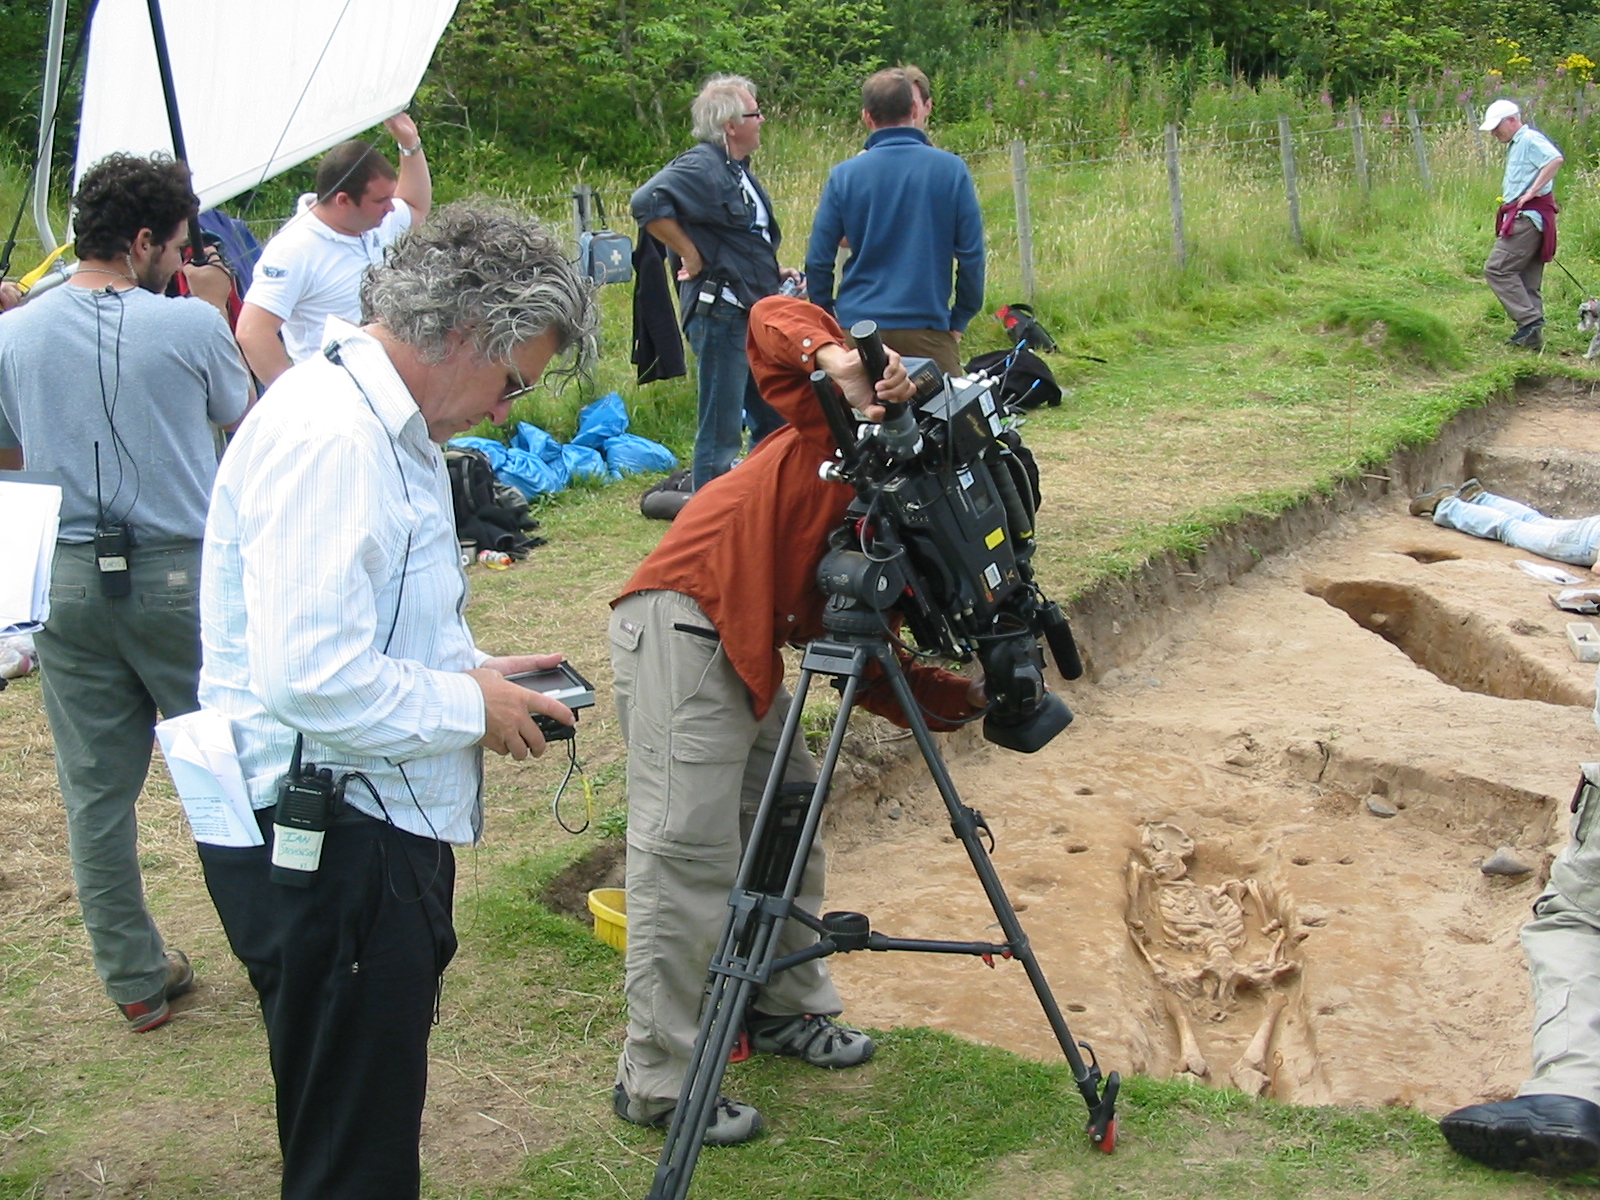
805, 126, 985, 332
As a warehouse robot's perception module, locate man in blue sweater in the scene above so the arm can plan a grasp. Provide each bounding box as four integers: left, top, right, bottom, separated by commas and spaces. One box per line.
805, 67, 985, 375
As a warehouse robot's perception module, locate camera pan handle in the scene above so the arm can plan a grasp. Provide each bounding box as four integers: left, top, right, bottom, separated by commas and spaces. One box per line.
850, 319, 905, 422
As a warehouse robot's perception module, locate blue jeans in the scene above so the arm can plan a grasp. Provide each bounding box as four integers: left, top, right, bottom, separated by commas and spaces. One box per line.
685, 299, 785, 490
1433, 492, 1600, 566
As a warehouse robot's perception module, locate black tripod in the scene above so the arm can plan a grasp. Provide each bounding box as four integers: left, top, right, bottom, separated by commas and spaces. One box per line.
644, 629, 1119, 1200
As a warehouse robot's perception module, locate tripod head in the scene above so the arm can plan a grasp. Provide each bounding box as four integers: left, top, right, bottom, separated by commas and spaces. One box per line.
811, 321, 1081, 753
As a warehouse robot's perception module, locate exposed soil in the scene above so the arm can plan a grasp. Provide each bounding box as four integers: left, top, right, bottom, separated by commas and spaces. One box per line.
816, 387, 1600, 1115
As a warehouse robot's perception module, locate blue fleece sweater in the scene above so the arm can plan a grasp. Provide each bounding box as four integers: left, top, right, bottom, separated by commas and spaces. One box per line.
805, 126, 985, 332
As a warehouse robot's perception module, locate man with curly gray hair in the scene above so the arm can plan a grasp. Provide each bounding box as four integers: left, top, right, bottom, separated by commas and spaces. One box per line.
196, 203, 594, 1200
632, 73, 802, 490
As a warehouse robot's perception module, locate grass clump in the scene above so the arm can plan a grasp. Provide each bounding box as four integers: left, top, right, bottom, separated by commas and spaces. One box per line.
1322, 295, 1467, 370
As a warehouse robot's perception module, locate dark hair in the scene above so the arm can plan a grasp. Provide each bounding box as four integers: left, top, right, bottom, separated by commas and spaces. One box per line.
315, 139, 397, 205
862, 68, 915, 126
72, 153, 197, 261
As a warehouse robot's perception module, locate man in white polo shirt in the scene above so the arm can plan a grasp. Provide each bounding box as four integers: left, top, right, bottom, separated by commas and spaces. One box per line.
237, 112, 431, 385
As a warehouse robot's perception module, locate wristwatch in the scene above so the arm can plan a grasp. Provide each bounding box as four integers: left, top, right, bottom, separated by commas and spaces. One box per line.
399, 142, 423, 157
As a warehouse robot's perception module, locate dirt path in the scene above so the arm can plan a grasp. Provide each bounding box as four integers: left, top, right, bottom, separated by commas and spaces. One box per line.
823, 389, 1600, 1116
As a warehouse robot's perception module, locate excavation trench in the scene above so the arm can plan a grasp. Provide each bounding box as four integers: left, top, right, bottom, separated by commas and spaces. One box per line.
815, 383, 1600, 1116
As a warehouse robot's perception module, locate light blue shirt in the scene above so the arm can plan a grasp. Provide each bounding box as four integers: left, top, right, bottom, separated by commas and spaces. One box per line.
1502, 125, 1562, 232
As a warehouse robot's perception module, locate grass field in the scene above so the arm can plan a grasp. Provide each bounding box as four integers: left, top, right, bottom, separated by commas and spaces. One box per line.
5, 114, 1600, 1198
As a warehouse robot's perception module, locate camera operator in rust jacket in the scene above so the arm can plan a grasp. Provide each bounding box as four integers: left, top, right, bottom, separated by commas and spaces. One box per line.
607, 295, 981, 1143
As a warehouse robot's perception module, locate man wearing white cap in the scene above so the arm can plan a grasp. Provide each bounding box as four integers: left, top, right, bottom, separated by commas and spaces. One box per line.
1479, 98, 1563, 349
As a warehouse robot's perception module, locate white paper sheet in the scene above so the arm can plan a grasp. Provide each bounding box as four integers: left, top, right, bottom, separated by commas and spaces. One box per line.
0, 479, 61, 632
155, 709, 264, 847
1515, 560, 1586, 586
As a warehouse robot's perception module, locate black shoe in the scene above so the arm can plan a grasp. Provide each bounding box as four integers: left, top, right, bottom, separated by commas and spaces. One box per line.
1440, 1094, 1600, 1174
1508, 320, 1546, 348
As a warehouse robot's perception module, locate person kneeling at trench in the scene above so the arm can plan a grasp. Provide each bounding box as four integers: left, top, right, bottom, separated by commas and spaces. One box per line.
1409, 478, 1600, 569
608, 295, 985, 1144
1441, 760, 1600, 1174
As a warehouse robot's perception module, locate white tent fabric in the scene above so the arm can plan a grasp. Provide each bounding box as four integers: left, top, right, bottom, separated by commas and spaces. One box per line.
75, 0, 459, 212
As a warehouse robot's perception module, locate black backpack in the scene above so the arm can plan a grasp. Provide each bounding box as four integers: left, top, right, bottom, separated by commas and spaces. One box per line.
963, 347, 1062, 410
444, 446, 546, 557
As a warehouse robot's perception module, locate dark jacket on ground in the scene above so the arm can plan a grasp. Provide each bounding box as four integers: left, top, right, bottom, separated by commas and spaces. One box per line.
805, 126, 985, 333
630, 140, 782, 320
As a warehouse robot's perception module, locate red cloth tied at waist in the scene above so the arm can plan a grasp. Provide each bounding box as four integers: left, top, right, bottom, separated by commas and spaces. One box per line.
1497, 193, 1559, 262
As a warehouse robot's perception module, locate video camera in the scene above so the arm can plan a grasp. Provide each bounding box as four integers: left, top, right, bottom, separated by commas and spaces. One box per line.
810, 321, 1083, 754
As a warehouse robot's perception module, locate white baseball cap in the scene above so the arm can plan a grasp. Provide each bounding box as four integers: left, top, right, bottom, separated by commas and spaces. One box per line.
1480, 99, 1520, 131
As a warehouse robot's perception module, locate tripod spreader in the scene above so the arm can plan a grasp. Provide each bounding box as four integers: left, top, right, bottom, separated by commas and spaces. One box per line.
643, 636, 1118, 1200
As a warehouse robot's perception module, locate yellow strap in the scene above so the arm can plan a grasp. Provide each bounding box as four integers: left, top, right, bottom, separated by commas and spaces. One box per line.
17, 244, 72, 292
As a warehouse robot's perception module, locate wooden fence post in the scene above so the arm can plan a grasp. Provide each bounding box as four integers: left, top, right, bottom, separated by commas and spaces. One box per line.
1278, 114, 1302, 246
1165, 124, 1185, 268
1350, 104, 1370, 197
1407, 103, 1433, 194
1010, 139, 1035, 303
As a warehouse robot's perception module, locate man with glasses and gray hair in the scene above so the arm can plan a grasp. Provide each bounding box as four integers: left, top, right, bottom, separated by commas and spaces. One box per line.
631, 73, 802, 490
196, 203, 593, 1200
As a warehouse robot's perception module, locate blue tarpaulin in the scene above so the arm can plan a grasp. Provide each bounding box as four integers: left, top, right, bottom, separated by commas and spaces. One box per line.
450, 393, 676, 501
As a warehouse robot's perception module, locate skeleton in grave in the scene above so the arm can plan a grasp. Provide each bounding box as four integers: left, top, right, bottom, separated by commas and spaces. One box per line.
1126, 821, 1301, 1093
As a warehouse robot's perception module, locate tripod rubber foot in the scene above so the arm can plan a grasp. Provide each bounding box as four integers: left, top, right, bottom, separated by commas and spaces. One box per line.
1094, 1118, 1117, 1153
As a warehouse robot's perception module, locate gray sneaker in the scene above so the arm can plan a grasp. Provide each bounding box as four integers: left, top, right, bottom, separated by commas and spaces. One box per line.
1508, 320, 1546, 348
612, 1084, 764, 1146
748, 1012, 876, 1068
1456, 477, 1485, 503
116, 949, 195, 1033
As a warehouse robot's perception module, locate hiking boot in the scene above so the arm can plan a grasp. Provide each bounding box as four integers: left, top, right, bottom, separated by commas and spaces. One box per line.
1508, 320, 1546, 348
1440, 1094, 1600, 1174
748, 1011, 876, 1068
612, 1084, 764, 1146
1456, 477, 1485, 503
116, 949, 195, 1033
1409, 486, 1454, 518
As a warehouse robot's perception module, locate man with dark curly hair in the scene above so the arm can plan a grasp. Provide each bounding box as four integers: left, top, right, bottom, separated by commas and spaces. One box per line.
198, 203, 593, 1200
0, 153, 249, 1031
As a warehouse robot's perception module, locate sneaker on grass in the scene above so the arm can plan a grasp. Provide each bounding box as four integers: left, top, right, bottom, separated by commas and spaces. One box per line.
612, 1084, 764, 1146
117, 949, 194, 1033
747, 1011, 876, 1068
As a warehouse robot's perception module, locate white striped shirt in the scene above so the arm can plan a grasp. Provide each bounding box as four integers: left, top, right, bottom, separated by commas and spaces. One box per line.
200, 318, 490, 843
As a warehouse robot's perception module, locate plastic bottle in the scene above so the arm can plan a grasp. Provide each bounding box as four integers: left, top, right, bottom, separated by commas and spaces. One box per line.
477, 549, 512, 570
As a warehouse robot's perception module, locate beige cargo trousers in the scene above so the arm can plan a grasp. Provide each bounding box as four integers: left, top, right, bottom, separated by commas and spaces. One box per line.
1520, 765, 1600, 1106
609, 589, 843, 1105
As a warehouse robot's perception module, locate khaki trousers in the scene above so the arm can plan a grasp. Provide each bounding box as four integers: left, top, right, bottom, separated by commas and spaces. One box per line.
878, 327, 964, 376
1485, 215, 1546, 329
609, 590, 841, 1103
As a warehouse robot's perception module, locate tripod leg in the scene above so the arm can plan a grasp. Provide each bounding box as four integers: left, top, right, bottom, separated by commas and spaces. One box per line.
878, 651, 1119, 1149
648, 660, 869, 1200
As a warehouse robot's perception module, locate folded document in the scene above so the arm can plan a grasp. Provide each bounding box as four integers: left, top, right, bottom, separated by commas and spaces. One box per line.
155, 709, 264, 847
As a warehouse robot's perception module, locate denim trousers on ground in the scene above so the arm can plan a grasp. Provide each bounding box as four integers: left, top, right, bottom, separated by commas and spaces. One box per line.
33, 540, 202, 1004
1433, 492, 1600, 566
684, 299, 785, 490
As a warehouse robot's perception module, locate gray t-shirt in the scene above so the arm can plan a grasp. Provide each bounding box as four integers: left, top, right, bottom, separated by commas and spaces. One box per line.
0, 283, 249, 543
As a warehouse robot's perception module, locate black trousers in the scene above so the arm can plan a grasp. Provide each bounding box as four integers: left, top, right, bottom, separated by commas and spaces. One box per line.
199, 807, 457, 1200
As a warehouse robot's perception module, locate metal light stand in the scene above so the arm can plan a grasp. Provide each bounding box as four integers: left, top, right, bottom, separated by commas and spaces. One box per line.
644, 627, 1118, 1200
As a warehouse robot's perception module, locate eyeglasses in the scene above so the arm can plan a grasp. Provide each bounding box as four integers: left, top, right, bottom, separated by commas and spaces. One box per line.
502, 366, 538, 403
743, 109, 763, 120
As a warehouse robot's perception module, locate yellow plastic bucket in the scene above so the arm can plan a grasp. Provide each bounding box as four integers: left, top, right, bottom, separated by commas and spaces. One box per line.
588, 887, 627, 952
